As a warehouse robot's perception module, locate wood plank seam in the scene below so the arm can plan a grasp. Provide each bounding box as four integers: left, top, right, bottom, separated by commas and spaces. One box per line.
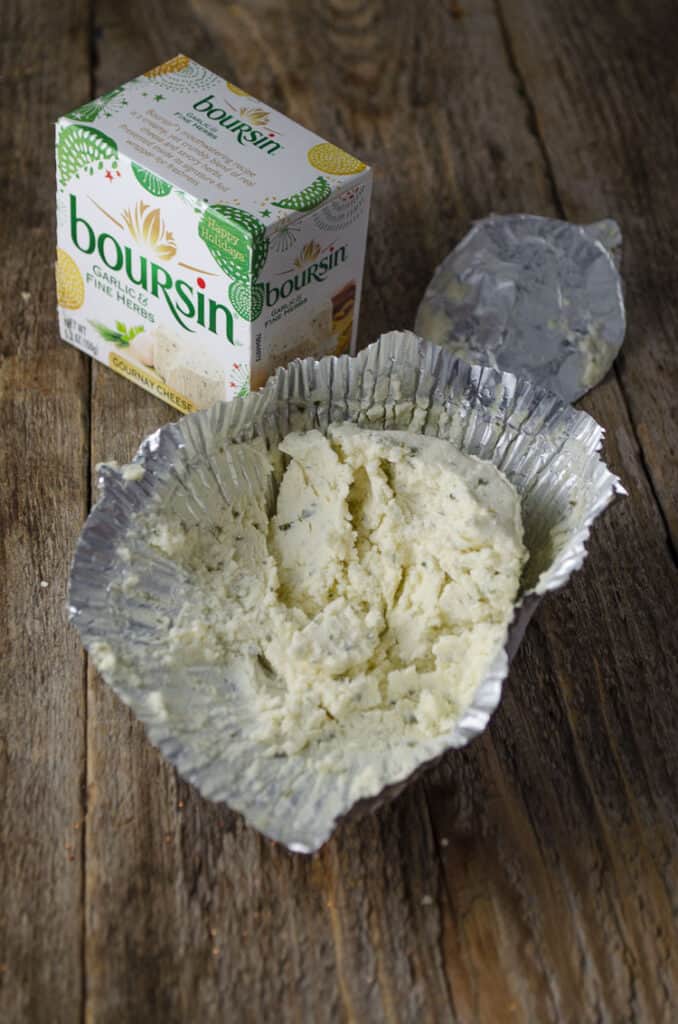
611, 368, 677, 567
81, 5, 95, 1020
321, 843, 361, 1024
80, 369, 93, 1024
421, 790, 461, 1024
494, 0, 677, 570
492, 0, 564, 217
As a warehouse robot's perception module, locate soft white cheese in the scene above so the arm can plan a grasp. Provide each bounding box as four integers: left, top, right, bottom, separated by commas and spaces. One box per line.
309, 303, 333, 342
150, 325, 183, 381
141, 424, 527, 772
165, 359, 224, 408
121, 462, 145, 482
148, 324, 225, 407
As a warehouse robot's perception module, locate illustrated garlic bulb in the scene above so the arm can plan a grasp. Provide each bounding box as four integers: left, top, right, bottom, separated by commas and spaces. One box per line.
129, 332, 155, 367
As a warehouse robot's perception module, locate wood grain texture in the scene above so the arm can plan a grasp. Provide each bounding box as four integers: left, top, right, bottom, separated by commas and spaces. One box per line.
2, 0, 677, 1021
496, 0, 678, 555
0, 1, 90, 1022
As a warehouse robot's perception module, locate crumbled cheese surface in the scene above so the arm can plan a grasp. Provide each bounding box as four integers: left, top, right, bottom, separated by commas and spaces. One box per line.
121, 462, 145, 482
164, 360, 224, 408
579, 328, 612, 387
151, 325, 183, 381
142, 424, 527, 768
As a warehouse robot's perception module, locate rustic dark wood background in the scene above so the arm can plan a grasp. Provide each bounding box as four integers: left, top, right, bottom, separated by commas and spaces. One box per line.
2, 1, 677, 1021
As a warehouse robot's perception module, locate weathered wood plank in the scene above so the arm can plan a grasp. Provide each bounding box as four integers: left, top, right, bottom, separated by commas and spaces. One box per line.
0, 1, 90, 1021
81, 1, 678, 1022
496, 0, 678, 554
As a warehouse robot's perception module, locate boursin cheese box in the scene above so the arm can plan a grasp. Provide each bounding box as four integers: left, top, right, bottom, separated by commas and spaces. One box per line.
55, 55, 372, 412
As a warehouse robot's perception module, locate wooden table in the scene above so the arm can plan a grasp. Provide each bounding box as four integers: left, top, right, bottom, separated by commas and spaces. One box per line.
3, 1, 677, 1021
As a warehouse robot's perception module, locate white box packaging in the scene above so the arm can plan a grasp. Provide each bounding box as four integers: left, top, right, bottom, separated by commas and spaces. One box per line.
55, 54, 372, 412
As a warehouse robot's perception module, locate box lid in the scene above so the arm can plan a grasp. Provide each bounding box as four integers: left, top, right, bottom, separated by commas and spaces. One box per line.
57, 55, 370, 229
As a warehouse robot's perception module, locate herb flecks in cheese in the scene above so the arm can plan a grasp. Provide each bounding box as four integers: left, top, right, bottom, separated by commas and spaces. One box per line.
142, 425, 527, 770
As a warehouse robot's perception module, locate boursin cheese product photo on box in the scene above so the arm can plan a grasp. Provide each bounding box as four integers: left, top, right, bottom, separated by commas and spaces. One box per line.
55, 54, 372, 412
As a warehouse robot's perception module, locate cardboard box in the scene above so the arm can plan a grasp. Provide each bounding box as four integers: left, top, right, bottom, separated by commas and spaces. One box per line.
55, 55, 372, 411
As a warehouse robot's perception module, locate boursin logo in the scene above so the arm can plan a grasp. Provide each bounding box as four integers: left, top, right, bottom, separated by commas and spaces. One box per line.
265, 240, 347, 307
69, 195, 234, 340
192, 95, 283, 155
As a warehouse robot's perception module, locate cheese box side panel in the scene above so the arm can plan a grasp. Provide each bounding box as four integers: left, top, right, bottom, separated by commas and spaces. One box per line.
250, 171, 373, 391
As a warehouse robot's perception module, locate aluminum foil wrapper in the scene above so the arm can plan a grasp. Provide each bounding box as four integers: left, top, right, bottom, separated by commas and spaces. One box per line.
69, 332, 623, 852
415, 214, 625, 402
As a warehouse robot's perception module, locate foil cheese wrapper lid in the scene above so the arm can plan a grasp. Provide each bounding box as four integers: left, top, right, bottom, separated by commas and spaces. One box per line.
415, 214, 626, 402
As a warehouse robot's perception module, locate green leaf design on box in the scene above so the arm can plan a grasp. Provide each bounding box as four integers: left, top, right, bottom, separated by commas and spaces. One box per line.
198, 204, 269, 283
57, 125, 118, 186
89, 319, 144, 346
67, 87, 124, 124
229, 362, 250, 397
67, 100, 103, 124
131, 163, 173, 197
272, 176, 331, 213
228, 281, 264, 322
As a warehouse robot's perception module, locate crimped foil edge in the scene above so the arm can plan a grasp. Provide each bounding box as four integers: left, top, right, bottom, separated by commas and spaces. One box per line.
68, 331, 622, 851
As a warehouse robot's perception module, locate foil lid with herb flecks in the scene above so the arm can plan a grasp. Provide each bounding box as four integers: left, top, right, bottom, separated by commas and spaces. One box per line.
415, 214, 625, 403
